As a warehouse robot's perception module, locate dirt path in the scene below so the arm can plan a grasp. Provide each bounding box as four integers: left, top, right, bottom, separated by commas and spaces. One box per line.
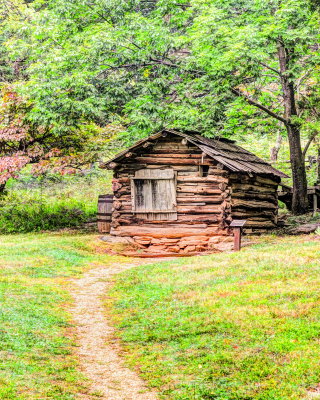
71, 261, 160, 400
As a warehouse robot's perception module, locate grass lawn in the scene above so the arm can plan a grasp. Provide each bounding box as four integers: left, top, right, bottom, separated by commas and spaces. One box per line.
0, 233, 123, 400
108, 235, 320, 400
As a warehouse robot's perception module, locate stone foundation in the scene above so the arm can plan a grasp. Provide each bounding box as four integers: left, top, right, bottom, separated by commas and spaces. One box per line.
129, 234, 234, 254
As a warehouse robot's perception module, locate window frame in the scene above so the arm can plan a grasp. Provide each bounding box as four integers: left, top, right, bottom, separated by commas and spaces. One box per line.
131, 169, 177, 215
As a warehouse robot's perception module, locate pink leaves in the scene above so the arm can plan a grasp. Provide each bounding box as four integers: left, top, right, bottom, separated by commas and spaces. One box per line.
0, 126, 27, 141
0, 155, 30, 184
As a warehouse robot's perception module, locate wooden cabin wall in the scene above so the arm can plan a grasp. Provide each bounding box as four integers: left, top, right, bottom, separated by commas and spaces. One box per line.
229, 173, 280, 233
110, 135, 232, 254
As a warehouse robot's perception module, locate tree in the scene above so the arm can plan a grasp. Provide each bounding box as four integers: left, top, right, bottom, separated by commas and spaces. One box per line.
6, 0, 320, 213
184, 0, 320, 214
0, 1, 119, 191
0, 86, 118, 192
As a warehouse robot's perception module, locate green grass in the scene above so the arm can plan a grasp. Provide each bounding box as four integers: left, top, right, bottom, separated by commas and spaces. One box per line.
109, 235, 320, 400
0, 233, 123, 400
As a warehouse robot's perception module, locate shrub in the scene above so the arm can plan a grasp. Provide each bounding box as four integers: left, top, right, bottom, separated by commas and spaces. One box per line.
0, 193, 93, 233
0, 170, 112, 233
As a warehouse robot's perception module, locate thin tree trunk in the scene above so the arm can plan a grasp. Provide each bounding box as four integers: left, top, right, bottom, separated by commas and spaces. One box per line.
317, 148, 320, 185
270, 133, 282, 162
277, 39, 309, 214
0, 183, 6, 195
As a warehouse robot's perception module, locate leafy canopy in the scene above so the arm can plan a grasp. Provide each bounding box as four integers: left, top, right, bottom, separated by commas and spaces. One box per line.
6, 0, 318, 145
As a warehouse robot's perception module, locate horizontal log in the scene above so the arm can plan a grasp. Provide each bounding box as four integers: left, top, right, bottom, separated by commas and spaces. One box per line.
255, 175, 281, 186
230, 174, 280, 187
112, 195, 131, 201
149, 149, 202, 155
231, 183, 277, 193
177, 171, 201, 176
177, 176, 228, 183
177, 204, 229, 214
136, 157, 213, 166
231, 192, 278, 202
177, 195, 227, 204
141, 153, 202, 159
118, 165, 146, 172
116, 216, 221, 225
119, 164, 200, 172
115, 177, 131, 184
178, 202, 207, 206
152, 144, 190, 151
177, 214, 220, 222
179, 183, 223, 188
243, 220, 277, 228
244, 217, 277, 222
177, 187, 223, 194
111, 226, 227, 238
231, 210, 276, 218
231, 199, 278, 209
115, 190, 130, 198
122, 222, 209, 229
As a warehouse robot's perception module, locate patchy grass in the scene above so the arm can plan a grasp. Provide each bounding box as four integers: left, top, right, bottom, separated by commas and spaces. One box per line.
0, 233, 123, 400
109, 235, 320, 400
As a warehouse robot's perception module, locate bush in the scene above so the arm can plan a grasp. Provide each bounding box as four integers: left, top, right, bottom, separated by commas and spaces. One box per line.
0, 193, 94, 233
0, 170, 112, 233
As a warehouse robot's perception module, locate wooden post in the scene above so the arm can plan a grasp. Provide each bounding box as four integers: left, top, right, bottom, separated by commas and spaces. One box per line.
230, 220, 247, 252
313, 193, 318, 216
234, 227, 241, 251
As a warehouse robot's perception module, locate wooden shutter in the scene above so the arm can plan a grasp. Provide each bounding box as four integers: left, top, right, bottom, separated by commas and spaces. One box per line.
131, 169, 177, 220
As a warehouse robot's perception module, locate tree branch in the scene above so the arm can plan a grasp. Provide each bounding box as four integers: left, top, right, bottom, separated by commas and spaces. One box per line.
256, 60, 281, 75
231, 88, 288, 124
303, 131, 319, 157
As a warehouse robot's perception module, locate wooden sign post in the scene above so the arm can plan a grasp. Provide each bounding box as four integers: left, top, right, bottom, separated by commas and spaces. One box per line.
229, 220, 247, 251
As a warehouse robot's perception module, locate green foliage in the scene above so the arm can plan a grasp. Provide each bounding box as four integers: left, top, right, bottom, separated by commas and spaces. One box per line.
109, 236, 320, 400
0, 193, 89, 233
0, 169, 112, 233
5, 0, 320, 146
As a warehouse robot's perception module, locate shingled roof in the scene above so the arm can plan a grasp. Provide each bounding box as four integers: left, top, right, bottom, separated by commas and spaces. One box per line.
101, 129, 288, 178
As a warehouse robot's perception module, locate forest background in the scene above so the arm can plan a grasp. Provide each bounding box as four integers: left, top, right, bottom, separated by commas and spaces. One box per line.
1, 0, 320, 232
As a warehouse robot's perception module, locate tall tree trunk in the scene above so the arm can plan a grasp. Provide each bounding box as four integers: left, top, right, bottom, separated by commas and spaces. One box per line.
286, 124, 309, 213
277, 39, 309, 214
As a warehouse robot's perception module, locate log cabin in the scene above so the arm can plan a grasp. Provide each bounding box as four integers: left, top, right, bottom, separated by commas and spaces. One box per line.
100, 129, 288, 254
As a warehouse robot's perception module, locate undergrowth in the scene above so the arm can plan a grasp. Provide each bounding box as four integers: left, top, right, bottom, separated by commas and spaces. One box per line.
0, 169, 112, 233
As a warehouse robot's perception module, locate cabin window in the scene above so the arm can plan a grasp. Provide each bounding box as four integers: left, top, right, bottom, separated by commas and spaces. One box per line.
200, 165, 210, 177
131, 169, 177, 220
